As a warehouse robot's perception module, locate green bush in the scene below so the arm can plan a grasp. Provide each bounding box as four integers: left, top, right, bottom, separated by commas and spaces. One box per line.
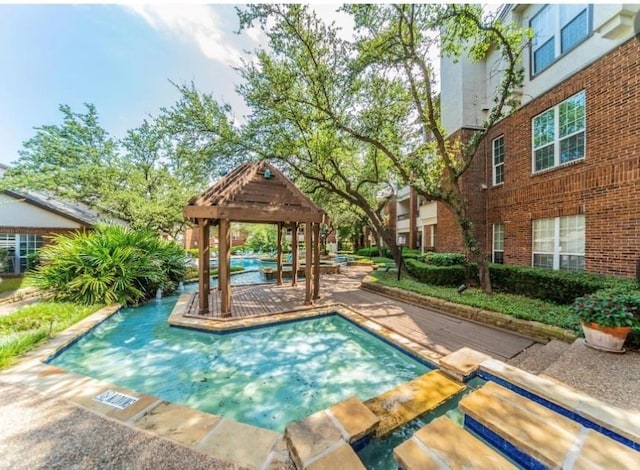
356, 246, 388, 257
186, 248, 199, 258
29, 225, 187, 306
489, 264, 606, 304
570, 292, 639, 328
421, 252, 466, 266
406, 258, 466, 286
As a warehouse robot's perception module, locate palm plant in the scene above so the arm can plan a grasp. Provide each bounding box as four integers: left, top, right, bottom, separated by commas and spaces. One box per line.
30, 225, 186, 305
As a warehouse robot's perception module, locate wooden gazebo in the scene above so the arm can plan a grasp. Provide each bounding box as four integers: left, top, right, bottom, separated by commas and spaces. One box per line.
184, 161, 327, 317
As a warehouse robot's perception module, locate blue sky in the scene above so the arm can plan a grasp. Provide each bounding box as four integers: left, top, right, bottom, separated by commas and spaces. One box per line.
0, 3, 267, 166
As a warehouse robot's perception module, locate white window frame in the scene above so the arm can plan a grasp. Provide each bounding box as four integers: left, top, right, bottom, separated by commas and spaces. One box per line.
0, 233, 43, 274
492, 224, 504, 264
532, 215, 585, 271
532, 91, 586, 173
492, 136, 505, 186
530, 4, 591, 75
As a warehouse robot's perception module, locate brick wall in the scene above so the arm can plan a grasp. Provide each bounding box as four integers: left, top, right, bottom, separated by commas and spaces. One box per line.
477, 36, 640, 277
434, 128, 488, 256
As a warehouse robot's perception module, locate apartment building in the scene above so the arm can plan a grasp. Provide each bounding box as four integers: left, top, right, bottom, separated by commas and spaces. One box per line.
400, 4, 639, 278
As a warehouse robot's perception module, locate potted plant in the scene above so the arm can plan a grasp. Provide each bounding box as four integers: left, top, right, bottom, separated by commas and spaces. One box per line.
570, 292, 639, 353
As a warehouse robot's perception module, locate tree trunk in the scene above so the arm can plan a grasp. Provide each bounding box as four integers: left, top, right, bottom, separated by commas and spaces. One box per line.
455, 203, 492, 293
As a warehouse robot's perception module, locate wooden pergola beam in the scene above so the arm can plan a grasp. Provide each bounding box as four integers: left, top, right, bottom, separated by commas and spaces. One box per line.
276, 222, 283, 286
219, 218, 231, 316
291, 222, 298, 287
197, 219, 210, 315
313, 223, 321, 300
305, 222, 312, 305
185, 205, 324, 223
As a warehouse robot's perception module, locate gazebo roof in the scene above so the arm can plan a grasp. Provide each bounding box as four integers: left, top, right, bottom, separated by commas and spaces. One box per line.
184, 161, 326, 224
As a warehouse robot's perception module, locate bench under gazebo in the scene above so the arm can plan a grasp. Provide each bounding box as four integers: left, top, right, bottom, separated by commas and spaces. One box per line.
184, 161, 327, 317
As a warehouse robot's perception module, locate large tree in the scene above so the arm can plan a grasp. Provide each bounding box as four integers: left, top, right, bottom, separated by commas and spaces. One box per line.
237, 5, 406, 265
1, 87, 241, 237
238, 4, 528, 291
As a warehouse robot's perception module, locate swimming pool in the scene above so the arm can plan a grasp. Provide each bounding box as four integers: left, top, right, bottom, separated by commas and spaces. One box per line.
48, 294, 432, 432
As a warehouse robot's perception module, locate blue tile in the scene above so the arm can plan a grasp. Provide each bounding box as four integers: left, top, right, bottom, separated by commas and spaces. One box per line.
478, 371, 639, 451
464, 415, 547, 469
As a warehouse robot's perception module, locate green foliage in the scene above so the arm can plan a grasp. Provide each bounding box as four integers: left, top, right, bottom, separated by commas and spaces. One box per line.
0, 276, 28, 294
369, 271, 580, 332
421, 252, 466, 266
356, 246, 388, 257
405, 258, 466, 286
0, 91, 242, 237
29, 225, 186, 306
211, 266, 245, 277
0, 248, 8, 273
0, 302, 100, 369
186, 248, 199, 258
489, 264, 607, 304
570, 292, 639, 328
245, 224, 285, 253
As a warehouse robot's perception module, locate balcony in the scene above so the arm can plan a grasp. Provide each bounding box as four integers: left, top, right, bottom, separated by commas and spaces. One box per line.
396, 186, 410, 201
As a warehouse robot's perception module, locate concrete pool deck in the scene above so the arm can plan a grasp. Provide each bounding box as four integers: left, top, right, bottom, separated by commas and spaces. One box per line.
1, 266, 639, 468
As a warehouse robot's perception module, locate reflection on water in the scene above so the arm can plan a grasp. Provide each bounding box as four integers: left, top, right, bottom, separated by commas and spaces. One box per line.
49, 294, 431, 432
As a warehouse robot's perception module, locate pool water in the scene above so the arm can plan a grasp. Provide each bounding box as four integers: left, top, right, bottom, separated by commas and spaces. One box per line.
357, 377, 487, 469
48, 294, 431, 432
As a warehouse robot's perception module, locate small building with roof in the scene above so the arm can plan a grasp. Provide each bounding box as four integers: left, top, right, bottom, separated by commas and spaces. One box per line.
0, 163, 124, 274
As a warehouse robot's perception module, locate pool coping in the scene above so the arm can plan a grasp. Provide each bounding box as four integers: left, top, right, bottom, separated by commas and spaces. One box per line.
0, 301, 447, 469
2, 299, 639, 469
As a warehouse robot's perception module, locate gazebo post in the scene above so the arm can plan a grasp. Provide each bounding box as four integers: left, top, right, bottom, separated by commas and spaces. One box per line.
219, 218, 231, 317
313, 222, 321, 300
304, 222, 312, 305
198, 218, 210, 315
276, 222, 283, 286
291, 222, 298, 287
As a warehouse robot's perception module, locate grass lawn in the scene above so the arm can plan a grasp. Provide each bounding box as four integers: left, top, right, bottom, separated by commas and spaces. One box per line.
369, 271, 580, 333
0, 276, 31, 295
0, 302, 102, 369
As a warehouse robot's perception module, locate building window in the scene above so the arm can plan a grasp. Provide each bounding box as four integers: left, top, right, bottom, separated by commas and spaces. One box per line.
492, 136, 505, 185
492, 224, 504, 264
531, 4, 590, 75
0, 233, 42, 274
532, 91, 585, 173
532, 215, 584, 271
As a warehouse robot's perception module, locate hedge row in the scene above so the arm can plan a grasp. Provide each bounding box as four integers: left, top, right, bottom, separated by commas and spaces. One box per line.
488, 264, 631, 305
405, 256, 638, 305
406, 258, 466, 286
420, 252, 466, 266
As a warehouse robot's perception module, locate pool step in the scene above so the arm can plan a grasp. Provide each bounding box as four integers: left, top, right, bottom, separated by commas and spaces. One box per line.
284, 396, 378, 469
460, 381, 640, 469
364, 371, 465, 437
394, 416, 516, 469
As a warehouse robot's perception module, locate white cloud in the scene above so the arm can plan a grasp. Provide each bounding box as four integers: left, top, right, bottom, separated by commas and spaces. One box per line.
126, 4, 246, 68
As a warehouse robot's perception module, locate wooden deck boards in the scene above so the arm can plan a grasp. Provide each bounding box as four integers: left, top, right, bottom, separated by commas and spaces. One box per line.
183, 268, 534, 360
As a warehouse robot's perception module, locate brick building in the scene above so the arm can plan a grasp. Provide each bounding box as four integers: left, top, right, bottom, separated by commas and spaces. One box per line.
398, 4, 640, 278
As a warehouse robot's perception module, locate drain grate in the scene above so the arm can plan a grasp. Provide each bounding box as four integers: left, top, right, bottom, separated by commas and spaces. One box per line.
93, 390, 139, 409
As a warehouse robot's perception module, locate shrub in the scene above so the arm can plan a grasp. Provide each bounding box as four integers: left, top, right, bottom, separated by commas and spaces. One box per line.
406, 258, 466, 286
356, 246, 388, 257
421, 252, 466, 266
570, 292, 639, 328
489, 264, 605, 304
30, 225, 187, 306
186, 248, 199, 258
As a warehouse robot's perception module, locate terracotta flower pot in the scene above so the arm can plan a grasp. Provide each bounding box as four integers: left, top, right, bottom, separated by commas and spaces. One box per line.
581, 321, 631, 353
